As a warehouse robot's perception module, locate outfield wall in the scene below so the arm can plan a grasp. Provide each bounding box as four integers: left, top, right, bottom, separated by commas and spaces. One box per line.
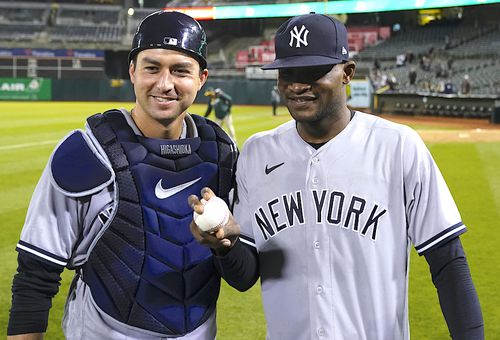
3, 77, 497, 122
2, 77, 279, 105
1, 76, 371, 107
375, 92, 499, 119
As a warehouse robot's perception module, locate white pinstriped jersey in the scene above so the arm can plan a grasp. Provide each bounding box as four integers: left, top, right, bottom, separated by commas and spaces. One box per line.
233, 111, 465, 340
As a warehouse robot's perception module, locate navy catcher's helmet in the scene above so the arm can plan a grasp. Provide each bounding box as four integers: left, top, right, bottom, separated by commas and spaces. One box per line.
129, 11, 207, 69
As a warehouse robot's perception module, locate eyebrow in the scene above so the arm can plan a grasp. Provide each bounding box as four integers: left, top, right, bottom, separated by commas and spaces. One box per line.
141, 57, 195, 69
173, 62, 195, 68
141, 57, 161, 66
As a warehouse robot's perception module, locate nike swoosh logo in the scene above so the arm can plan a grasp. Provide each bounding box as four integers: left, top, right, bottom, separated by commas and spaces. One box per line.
265, 162, 285, 175
155, 177, 201, 199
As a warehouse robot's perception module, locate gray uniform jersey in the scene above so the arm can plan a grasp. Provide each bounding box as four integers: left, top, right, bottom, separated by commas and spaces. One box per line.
16, 110, 216, 340
234, 111, 465, 340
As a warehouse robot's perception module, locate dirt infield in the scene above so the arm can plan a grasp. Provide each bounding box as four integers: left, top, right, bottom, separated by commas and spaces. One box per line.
379, 114, 500, 143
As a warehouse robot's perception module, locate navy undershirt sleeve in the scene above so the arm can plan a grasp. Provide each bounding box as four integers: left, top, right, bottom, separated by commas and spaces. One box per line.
8, 253, 64, 335
425, 237, 484, 340
213, 240, 259, 292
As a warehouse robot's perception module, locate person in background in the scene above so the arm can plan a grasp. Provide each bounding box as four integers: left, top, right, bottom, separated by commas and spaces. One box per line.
270, 85, 280, 116
461, 74, 471, 95
409, 66, 417, 85
204, 87, 237, 142
7, 10, 243, 340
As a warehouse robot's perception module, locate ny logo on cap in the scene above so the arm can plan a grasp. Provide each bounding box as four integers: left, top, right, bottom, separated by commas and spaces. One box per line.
289, 25, 309, 48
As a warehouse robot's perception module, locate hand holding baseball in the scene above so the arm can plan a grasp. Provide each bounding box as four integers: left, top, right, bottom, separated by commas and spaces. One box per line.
188, 187, 240, 253
193, 195, 229, 233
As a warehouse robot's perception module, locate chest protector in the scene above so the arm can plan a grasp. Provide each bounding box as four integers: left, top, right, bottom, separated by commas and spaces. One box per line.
82, 110, 236, 336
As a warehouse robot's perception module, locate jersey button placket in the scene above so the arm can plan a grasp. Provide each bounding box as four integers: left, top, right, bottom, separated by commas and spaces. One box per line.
317, 327, 326, 337
310, 156, 320, 187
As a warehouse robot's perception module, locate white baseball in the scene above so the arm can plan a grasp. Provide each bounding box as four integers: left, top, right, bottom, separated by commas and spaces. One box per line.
193, 196, 230, 232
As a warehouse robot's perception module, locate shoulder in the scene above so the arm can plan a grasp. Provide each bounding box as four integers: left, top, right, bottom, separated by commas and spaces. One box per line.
355, 113, 433, 171
243, 120, 295, 148
353, 111, 423, 145
50, 129, 114, 197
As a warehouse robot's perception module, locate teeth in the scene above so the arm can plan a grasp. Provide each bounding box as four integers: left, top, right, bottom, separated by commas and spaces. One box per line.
154, 96, 174, 102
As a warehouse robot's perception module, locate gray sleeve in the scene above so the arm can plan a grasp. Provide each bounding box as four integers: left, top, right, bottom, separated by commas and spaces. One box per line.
402, 127, 465, 254
17, 164, 83, 266
17, 128, 115, 267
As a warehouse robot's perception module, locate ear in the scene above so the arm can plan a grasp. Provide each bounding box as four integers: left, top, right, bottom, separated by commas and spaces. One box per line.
342, 61, 356, 84
129, 60, 136, 84
198, 68, 209, 90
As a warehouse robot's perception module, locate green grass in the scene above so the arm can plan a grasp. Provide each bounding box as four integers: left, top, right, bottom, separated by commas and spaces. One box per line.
1, 102, 499, 339
408, 142, 500, 339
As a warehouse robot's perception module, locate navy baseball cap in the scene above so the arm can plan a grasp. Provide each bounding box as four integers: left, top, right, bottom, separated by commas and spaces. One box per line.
262, 14, 349, 70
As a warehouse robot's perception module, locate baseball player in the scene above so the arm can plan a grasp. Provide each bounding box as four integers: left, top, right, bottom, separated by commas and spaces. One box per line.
189, 14, 484, 340
7, 11, 245, 340
204, 87, 237, 142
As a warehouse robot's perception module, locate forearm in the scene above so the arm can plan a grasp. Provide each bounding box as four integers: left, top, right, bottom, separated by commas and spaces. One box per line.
435, 257, 483, 339
7, 310, 49, 337
425, 237, 484, 339
214, 240, 259, 291
8, 254, 63, 336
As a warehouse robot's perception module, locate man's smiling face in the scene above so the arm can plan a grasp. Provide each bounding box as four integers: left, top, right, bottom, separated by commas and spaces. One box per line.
130, 48, 207, 125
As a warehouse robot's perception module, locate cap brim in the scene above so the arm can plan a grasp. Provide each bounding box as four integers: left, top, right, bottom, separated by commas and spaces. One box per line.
261, 55, 345, 70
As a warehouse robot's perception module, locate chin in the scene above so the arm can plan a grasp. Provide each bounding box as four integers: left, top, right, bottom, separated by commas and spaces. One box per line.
288, 109, 320, 122
150, 109, 181, 121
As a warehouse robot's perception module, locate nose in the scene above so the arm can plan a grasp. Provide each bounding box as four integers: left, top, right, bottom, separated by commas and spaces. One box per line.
288, 81, 311, 94
156, 70, 175, 92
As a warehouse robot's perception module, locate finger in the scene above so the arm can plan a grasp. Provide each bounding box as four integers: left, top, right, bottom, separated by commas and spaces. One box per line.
201, 187, 215, 201
188, 195, 205, 214
188, 195, 200, 209
189, 221, 204, 243
214, 227, 225, 239
220, 239, 231, 247
193, 203, 204, 215
199, 230, 223, 246
191, 225, 232, 249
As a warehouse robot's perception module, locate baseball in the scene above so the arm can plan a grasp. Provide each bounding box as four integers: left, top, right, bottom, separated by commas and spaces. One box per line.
193, 197, 230, 232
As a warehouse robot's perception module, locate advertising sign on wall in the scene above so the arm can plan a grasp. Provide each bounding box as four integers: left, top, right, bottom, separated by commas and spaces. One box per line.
0, 78, 52, 100
347, 79, 372, 108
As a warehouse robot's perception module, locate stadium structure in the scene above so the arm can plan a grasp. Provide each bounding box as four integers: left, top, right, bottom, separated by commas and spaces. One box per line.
0, 0, 499, 121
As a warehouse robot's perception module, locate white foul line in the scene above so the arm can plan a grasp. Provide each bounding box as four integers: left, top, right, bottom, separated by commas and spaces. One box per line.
0, 140, 57, 151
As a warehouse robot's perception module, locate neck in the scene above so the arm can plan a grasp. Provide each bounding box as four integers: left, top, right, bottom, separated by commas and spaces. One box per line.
131, 109, 185, 139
